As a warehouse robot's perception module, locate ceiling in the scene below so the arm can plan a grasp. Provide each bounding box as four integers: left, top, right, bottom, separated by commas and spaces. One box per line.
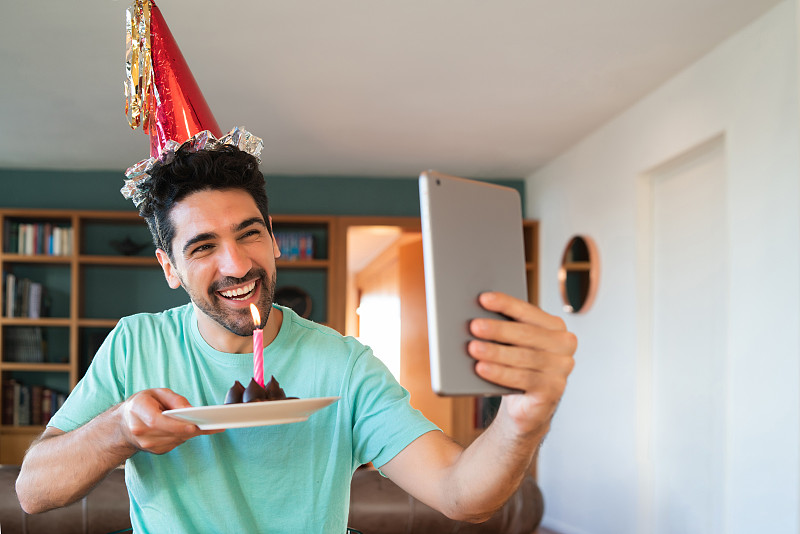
0, 0, 782, 179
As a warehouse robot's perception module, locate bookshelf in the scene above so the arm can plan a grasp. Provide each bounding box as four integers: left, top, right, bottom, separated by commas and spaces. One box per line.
0, 208, 341, 463
271, 215, 340, 331
0, 209, 151, 462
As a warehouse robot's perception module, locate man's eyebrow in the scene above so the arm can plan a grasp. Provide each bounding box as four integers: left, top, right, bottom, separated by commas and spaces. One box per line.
182, 232, 217, 256
235, 217, 267, 232
181, 217, 267, 257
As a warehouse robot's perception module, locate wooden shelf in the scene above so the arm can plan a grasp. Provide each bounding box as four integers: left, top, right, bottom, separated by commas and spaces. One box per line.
78, 255, 157, 266
78, 318, 119, 328
276, 259, 330, 269
0, 362, 70, 372
0, 425, 44, 434
0, 253, 72, 264
563, 261, 592, 271
0, 317, 71, 327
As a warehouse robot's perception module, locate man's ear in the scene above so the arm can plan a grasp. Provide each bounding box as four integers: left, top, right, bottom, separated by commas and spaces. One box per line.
268, 216, 281, 259
155, 249, 182, 289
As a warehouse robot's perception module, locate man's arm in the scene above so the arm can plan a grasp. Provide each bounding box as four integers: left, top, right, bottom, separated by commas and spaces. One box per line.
380, 292, 576, 522
16, 388, 219, 514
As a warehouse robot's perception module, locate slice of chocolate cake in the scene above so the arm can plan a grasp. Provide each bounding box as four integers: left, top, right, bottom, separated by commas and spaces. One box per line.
224, 376, 297, 405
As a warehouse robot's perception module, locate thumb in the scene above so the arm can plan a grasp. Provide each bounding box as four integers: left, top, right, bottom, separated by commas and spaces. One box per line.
149, 388, 194, 410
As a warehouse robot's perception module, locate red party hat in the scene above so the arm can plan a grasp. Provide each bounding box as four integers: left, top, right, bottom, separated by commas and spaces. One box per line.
125, 0, 221, 157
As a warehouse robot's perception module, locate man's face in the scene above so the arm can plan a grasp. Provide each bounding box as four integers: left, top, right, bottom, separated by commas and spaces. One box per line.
157, 188, 281, 337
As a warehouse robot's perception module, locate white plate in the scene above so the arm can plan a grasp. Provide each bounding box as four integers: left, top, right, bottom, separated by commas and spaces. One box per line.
164, 397, 340, 430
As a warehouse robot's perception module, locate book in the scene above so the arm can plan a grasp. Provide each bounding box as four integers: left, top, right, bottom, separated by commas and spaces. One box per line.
28, 282, 43, 318
4, 272, 15, 317
1, 275, 45, 318
41, 389, 53, 425
4, 221, 72, 256
30, 385, 43, 426
2, 380, 17, 425
274, 231, 315, 261
2, 380, 64, 427
3, 327, 44, 362
15, 383, 31, 426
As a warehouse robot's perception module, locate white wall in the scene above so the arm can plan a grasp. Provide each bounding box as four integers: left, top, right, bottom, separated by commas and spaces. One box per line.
526, 2, 800, 533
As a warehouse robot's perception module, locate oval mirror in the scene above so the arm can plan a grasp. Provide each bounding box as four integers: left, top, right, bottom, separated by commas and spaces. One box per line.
558, 235, 600, 313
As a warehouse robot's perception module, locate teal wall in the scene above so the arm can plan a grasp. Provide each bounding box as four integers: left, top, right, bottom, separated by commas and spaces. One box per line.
1, 168, 524, 397
0, 169, 525, 216
1, 167, 525, 325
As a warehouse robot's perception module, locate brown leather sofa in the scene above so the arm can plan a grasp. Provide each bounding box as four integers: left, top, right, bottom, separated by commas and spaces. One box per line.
0, 465, 543, 533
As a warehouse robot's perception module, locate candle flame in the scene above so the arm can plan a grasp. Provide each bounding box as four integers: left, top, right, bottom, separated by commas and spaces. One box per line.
250, 303, 261, 327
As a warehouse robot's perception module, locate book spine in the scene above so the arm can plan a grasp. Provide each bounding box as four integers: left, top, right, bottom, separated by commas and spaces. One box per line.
28, 282, 42, 319
2, 220, 9, 253
52, 227, 60, 256
12, 382, 21, 426
41, 389, 53, 425
18, 385, 30, 426
20, 278, 29, 318
10, 222, 19, 253
2, 380, 16, 426
17, 224, 25, 255
44, 223, 52, 255
25, 224, 34, 256
6, 273, 15, 317
30, 385, 43, 426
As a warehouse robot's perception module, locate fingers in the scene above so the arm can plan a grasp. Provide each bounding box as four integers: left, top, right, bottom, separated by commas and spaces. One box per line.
469, 292, 577, 396
473, 292, 577, 352
478, 292, 567, 331
474, 359, 568, 401
470, 319, 576, 354
469, 341, 574, 392
121, 389, 217, 454
468, 340, 574, 375
149, 388, 194, 410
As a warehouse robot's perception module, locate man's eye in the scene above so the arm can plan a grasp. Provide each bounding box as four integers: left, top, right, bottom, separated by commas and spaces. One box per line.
241, 230, 261, 239
192, 244, 213, 255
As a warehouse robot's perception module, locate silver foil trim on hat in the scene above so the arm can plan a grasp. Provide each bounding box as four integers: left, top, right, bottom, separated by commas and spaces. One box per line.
121, 126, 264, 208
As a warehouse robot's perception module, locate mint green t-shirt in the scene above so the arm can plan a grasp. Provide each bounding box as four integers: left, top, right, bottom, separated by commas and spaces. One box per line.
49, 304, 438, 534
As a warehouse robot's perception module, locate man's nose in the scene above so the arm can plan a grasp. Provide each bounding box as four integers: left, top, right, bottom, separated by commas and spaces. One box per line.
217, 241, 252, 277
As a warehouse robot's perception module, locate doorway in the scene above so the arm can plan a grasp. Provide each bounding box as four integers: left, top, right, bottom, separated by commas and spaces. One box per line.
338, 217, 476, 444
638, 135, 729, 534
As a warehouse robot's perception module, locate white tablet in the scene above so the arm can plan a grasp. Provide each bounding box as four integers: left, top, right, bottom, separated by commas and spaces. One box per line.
419, 171, 527, 396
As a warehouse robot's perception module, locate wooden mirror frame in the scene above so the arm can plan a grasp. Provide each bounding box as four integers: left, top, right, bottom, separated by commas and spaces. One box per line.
558, 235, 600, 313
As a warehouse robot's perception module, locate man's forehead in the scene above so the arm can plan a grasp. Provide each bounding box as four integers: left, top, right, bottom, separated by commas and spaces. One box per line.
170, 189, 264, 243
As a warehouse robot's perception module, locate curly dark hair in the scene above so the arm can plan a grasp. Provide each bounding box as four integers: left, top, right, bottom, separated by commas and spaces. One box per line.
136, 144, 271, 259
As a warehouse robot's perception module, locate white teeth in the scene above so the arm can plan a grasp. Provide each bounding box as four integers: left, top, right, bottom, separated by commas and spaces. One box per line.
219, 281, 256, 299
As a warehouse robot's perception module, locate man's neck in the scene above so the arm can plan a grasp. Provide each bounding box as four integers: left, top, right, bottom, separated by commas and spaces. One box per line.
194, 305, 283, 354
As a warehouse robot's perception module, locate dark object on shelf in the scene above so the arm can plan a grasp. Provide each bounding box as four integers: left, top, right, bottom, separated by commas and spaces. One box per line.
109, 236, 150, 256
274, 286, 312, 318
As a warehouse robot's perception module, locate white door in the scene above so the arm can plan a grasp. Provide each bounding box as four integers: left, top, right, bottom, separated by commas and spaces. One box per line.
649, 137, 729, 534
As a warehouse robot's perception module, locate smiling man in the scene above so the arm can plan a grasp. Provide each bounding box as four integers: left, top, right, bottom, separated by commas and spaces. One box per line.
15, 130, 576, 533
157, 188, 282, 353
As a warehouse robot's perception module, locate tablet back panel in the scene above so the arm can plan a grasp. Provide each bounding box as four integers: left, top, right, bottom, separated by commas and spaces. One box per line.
419, 171, 527, 396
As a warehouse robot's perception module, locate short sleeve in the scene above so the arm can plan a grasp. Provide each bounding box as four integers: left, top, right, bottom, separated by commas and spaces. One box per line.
48, 321, 128, 432
347, 348, 439, 468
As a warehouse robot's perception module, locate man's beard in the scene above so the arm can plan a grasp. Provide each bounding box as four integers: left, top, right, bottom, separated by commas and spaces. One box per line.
184, 268, 277, 337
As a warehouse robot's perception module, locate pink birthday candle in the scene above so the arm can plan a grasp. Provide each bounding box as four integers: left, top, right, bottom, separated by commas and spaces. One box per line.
250, 304, 264, 387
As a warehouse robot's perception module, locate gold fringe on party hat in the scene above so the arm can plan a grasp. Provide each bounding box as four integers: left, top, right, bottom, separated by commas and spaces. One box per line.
121, 0, 262, 208
124, 0, 222, 157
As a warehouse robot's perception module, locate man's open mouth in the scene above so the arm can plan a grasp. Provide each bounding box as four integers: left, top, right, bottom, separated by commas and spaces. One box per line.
217, 280, 258, 301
